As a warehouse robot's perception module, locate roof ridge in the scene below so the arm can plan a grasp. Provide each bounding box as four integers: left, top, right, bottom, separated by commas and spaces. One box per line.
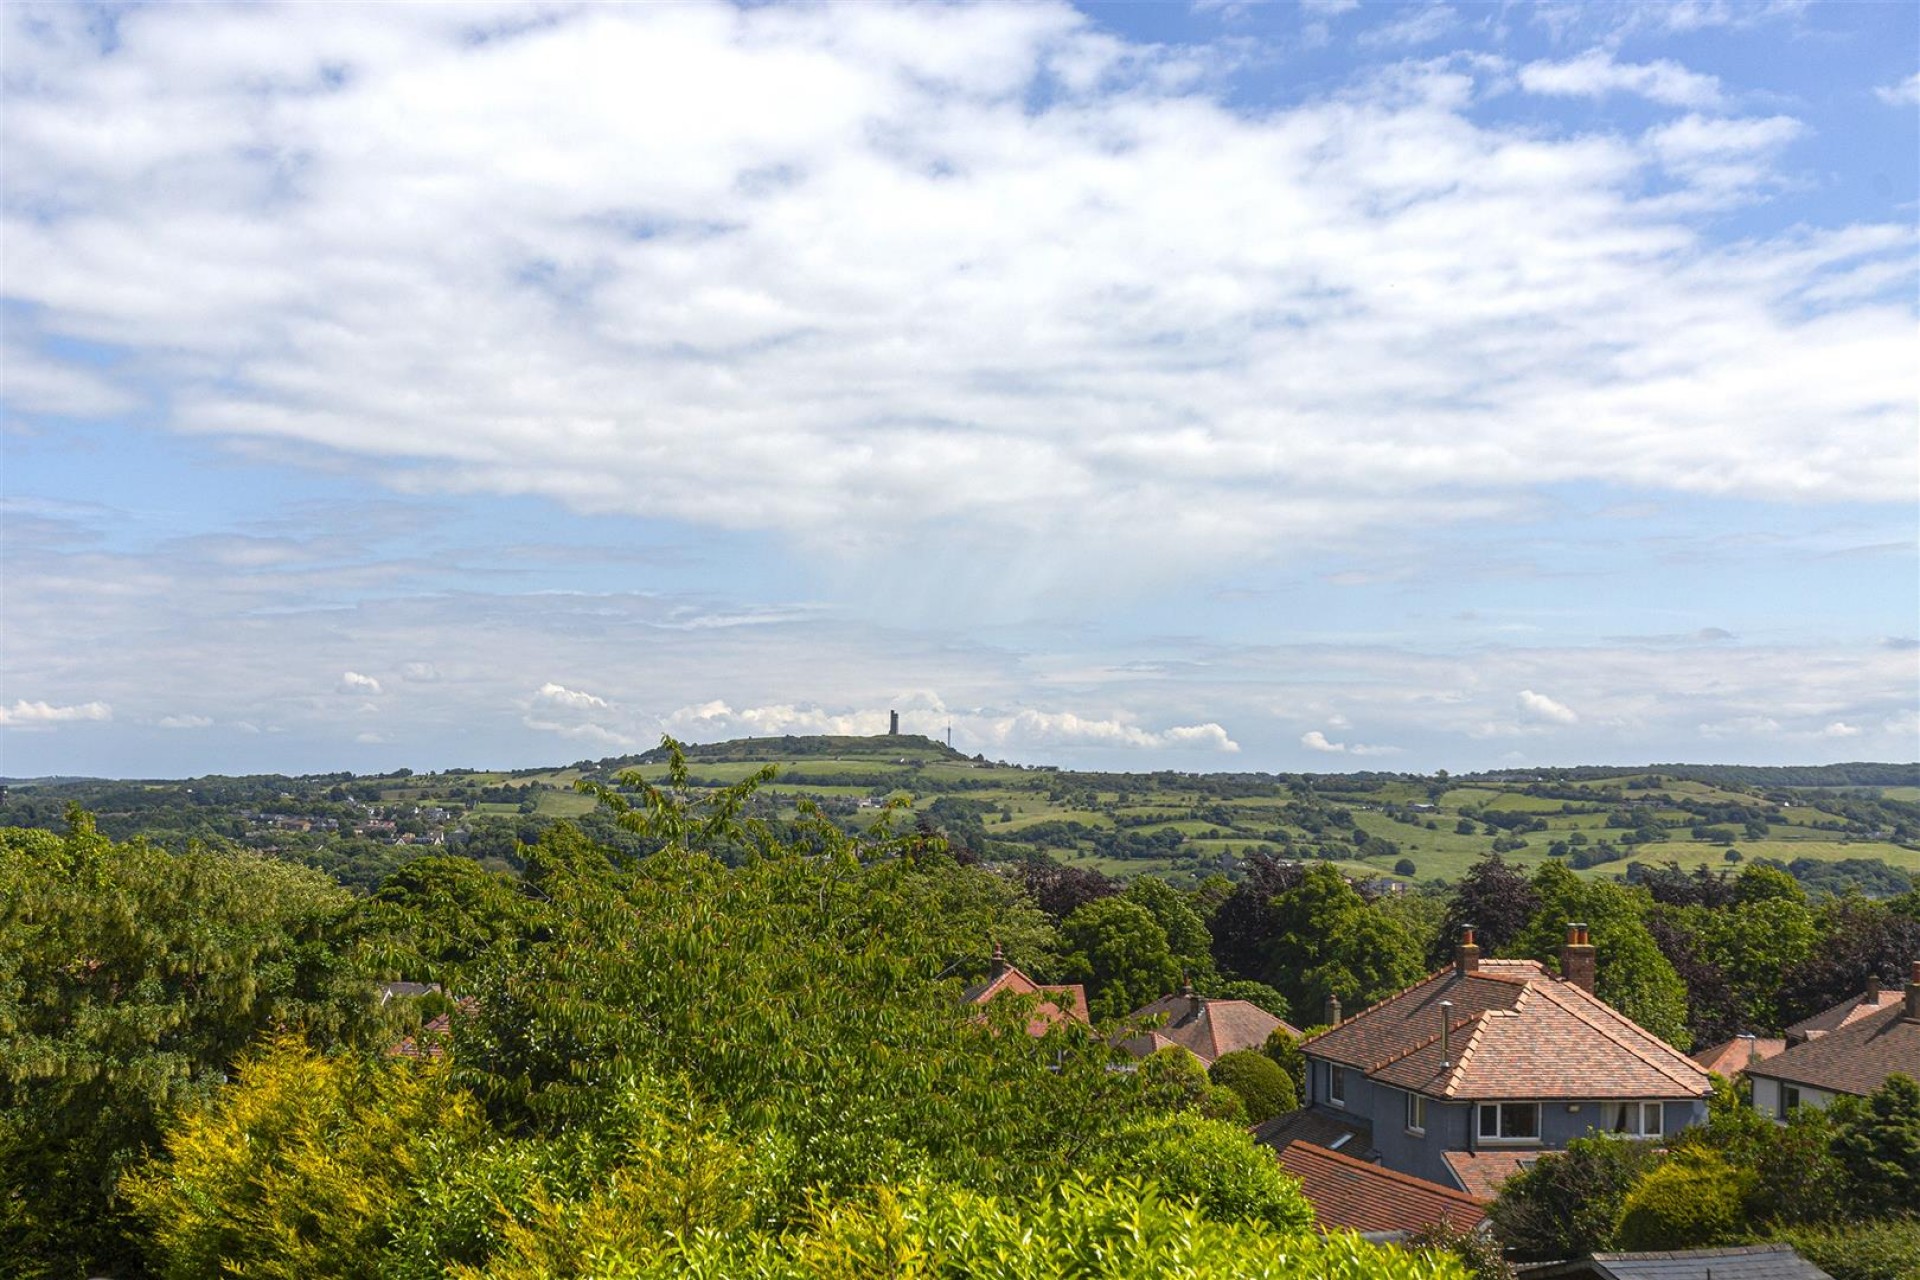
1367, 1011, 1484, 1079
1528, 978, 1709, 1093
1286, 1141, 1490, 1206
1303, 966, 1534, 1050
1440, 1007, 1502, 1098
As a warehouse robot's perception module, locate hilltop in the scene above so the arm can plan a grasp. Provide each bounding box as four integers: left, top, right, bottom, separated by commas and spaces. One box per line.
2, 736, 1915, 899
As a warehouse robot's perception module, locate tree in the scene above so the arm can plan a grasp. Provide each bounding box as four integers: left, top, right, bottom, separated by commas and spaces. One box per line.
1125, 877, 1215, 981
1831, 1073, 1920, 1218
1203, 979, 1290, 1022
1777, 900, 1920, 1028
1264, 864, 1425, 1016
1208, 1051, 1296, 1123
1261, 1027, 1309, 1104
0, 815, 376, 1277
1208, 854, 1305, 984
1059, 897, 1183, 1021
1489, 1135, 1663, 1262
1613, 1150, 1753, 1251
1432, 854, 1539, 968
1515, 863, 1691, 1048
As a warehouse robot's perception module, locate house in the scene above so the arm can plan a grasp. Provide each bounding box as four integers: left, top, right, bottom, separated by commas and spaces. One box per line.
960, 943, 1090, 1037
1117, 983, 1299, 1066
1518, 1244, 1832, 1280
1747, 961, 1920, 1120
1690, 1034, 1787, 1079
1272, 1139, 1488, 1239
1268, 924, 1712, 1196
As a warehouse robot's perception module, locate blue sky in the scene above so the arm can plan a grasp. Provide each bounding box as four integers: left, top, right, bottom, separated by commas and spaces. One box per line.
3, 0, 1915, 778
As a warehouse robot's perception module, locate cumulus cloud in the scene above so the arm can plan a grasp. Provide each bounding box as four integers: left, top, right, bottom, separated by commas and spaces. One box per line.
1880, 73, 1920, 107
1519, 49, 1723, 108
1820, 720, 1861, 738
1301, 729, 1400, 756
0, 699, 113, 727
535, 682, 610, 711
156, 714, 214, 730
1, 1, 1907, 602
338, 671, 383, 694
1517, 689, 1579, 725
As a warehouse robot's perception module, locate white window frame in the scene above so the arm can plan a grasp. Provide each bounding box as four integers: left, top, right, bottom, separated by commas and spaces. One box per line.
1405, 1090, 1427, 1135
1780, 1085, 1802, 1119
1601, 1100, 1663, 1138
1329, 1064, 1347, 1107
1477, 1101, 1542, 1145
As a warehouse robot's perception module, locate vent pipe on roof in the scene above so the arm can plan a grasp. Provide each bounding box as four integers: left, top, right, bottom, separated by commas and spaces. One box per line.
1440, 999, 1454, 1067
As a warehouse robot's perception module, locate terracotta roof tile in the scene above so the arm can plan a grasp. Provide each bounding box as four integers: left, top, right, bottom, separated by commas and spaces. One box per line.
1749, 1001, 1920, 1098
1252, 1107, 1373, 1156
1120, 992, 1300, 1065
1306, 962, 1711, 1102
1690, 1037, 1787, 1077
1442, 1149, 1539, 1199
1784, 989, 1904, 1042
1275, 1141, 1488, 1236
961, 964, 1090, 1036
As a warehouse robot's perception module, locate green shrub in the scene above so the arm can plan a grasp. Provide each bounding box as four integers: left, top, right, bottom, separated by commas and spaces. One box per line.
1489, 1135, 1662, 1261
1614, 1150, 1754, 1251
1770, 1220, 1920, 1280
1832, 1073, 1920, 1218
1208, 1050, 1296, 1124
1087, 1112, 1314, 1232
1261, 1027, 1308, 1104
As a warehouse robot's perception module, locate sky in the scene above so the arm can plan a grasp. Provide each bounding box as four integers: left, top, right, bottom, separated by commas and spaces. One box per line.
2, 0, 1916, 779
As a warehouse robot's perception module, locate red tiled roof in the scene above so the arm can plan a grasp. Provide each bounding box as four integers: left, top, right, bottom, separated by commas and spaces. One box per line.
1252, 1107, 1373, 1155
1442, 1149, 1539, 1200
961, 964, 1090, 1036
1691, 1037, 1787, 1077
1784, 989, 1904, 1043
1749, 1000, 1920, 1098
388, 1012, 453, 1060
1118, 992, 1300, 1065
1276, 1141, 1488, 1236
1305, 960, 1710, 1102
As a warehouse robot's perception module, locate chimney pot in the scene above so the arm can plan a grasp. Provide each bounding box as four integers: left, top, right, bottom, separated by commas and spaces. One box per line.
989, 941, 1008, 981
1325, 992, 1343, 1026
1561, 920, 1598, 994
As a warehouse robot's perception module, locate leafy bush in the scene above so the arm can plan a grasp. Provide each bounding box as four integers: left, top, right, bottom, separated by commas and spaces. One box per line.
1208, 1050, 1296, 1123
1489, 1135, 1663, 1261
1770, 1220, 1920, 1280
1832, 1074, 1920, 1217
1087, 1112, 1314, 1232
1614, 1150, 1754, 1251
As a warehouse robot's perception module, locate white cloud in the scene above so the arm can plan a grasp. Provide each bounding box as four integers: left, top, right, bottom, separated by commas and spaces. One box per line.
338, 671, 383, 694
0, 698, 113, 727
535, 682, 610, 711
1298, 0, 1360, 14
0, 2, 1904, 607
1820, 720, 1861, 738
1302, 728, 1401, 756
1517, 689, 1579, 725
1519, 50, 1722, 108
1358, 5, 1456, 47
156, 714, 214, 730
1876, 73, 1920, 107
663, 699, 1239, 754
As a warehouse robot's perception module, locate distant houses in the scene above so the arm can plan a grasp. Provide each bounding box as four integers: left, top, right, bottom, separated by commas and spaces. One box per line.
1116, 984, 1298, 1067
1747, 962, 1920, 1119
959, 944, 1091, 1036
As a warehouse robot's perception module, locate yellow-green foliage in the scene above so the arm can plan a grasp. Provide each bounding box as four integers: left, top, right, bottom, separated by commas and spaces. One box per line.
126, 1036, 481, 1280
1613, 1149, 1755, 1251
460, 1178, 1468, 1280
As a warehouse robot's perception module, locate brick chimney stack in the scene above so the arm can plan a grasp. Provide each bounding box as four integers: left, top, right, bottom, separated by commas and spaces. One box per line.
1906, 960, 1919, 1023
1181, 977, 1203, 1020
1561, 921, 1597, 994
1325, 992, 1343, 1027
1456, 924, 1482, 976
989, 941, 1008, 982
